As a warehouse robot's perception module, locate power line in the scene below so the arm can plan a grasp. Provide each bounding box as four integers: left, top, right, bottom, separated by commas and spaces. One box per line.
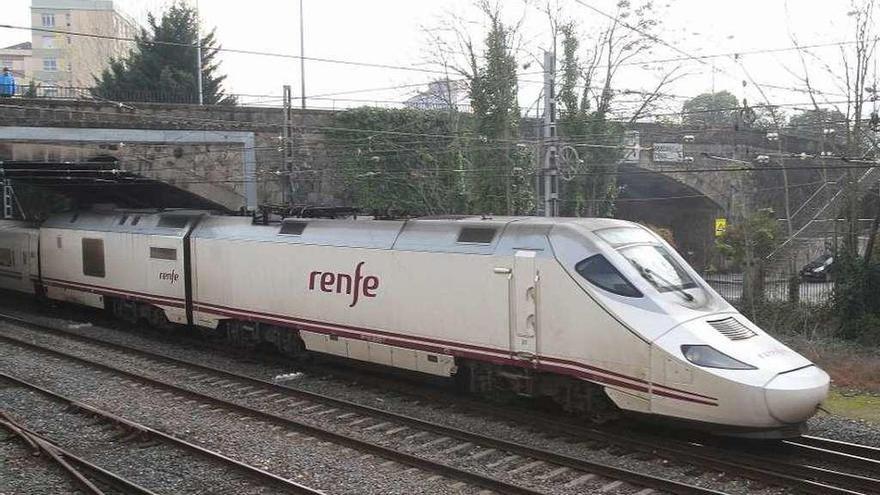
0, 23, 449, 76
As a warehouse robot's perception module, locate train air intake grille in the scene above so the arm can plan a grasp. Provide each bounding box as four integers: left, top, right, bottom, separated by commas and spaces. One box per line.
707, 317, 757, 340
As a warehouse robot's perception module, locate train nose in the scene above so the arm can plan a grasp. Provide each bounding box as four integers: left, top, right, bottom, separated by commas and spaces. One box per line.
764, 366, 830, 424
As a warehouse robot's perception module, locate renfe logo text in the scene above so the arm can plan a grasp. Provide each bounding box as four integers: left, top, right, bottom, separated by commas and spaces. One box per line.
309, 261, 379, 307
159, 269, 179, 285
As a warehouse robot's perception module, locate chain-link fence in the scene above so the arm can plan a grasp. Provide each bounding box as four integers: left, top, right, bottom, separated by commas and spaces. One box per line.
701, 268, 834, 306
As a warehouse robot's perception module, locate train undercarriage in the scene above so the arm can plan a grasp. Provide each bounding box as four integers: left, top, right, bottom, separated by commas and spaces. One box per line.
104, 297, 620, 423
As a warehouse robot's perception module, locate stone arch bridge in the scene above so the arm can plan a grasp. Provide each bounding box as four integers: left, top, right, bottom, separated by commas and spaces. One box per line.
0, 99, 822, 267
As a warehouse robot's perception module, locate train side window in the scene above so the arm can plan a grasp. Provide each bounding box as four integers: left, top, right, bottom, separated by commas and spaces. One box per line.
0, 248, 12, 267
575, 254, 642, 298
150, 247, 177, 261
82, 238, 105, 278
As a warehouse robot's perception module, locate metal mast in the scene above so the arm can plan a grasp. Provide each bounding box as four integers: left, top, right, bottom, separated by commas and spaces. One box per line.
542, 50, 558, 217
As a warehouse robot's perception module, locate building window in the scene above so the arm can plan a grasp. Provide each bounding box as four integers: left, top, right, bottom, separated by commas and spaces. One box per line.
43, 58, 57, 71
41, 13, 55, 27
43, 85, 57, 98
82, 238, 105, 278
42, 36, 55, 49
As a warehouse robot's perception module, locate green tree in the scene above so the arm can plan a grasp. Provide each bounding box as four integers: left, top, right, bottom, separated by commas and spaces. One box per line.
717, 208, 782, 306
557, 23, 623, 217
787, 108, 847, 138
328, 107, 468, 216
551, 2, 671, 217
93, 1, 233, 104
681, 91, 739, 128
716, 208, 781, 264
466, 9, 531, 215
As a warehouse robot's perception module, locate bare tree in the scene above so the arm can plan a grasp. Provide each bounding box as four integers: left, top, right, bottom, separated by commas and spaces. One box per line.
785, 0, 878, 256
551, 1, 683, 216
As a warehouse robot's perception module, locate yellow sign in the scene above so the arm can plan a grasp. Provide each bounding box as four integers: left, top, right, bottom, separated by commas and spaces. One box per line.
715, 218, 727, 237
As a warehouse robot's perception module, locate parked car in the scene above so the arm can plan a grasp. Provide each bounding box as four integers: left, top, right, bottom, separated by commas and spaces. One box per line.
800, 254, 835, 282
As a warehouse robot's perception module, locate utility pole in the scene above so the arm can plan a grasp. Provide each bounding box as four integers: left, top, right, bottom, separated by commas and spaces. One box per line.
283, 85, 295, 205
542, 50, 559, 217
195, 0, 203, 105
299, 0, 306, 109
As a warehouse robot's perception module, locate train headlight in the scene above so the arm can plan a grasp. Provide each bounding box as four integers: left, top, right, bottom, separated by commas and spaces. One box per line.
681, 345, 756, 370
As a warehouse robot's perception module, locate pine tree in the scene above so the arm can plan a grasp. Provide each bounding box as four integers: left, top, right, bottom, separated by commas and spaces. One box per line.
94, 1, 233, 104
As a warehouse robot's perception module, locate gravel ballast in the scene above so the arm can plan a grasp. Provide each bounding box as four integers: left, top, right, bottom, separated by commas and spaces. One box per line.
1, 296, 877, 494
0, 314, 796, 495
0, 424, 82, 495
0, 338, 477, 495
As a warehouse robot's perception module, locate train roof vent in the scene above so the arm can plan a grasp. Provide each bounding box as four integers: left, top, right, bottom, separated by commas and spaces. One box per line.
157, 215, 191, 229
278, 220, 308, 236
707, 317, 757, 341
457, 227, 496, 244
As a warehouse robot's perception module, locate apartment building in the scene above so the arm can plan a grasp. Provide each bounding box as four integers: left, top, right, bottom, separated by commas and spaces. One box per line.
29, 0, 138, 96
0, 42, 33, 82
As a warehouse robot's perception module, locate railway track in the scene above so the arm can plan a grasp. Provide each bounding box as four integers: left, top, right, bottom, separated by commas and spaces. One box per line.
2, 310, 879, 494
0, 314, 727, 495
1, 409, 160, 495
0, 374, 322, 495
783, 435, 880, 465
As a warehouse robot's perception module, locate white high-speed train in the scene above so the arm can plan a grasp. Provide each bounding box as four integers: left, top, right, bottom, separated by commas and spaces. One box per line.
0, 210, 830, 438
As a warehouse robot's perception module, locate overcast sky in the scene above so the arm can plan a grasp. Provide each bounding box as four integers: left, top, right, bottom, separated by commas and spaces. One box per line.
0, 0, 870, 118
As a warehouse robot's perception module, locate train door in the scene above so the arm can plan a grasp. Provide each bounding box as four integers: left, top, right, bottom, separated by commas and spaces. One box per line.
510, 250, 538, 359
26, 233, 38, 290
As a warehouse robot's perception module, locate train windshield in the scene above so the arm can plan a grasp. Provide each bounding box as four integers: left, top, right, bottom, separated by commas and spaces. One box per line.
620, 245, 697, 293
595, 227, 697, 294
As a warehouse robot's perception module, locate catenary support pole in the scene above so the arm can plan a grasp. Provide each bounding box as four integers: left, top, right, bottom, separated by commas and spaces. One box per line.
195, 0, 203, 105
299, 0, 306, 109
542, 50, 558, 217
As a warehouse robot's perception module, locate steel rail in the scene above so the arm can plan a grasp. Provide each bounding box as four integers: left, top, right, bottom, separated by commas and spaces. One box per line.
786, 436, 880, 462
0, 372, 325, 495
0, 314, 727, 495
0, 412, 160, 495
1, 312, 875, 494
0, 331, 550, 495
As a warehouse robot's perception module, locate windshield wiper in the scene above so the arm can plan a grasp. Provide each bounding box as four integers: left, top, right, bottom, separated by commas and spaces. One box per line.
630, 261, 694, 302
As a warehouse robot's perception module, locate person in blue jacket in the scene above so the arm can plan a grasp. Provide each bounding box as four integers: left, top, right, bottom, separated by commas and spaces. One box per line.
0, 67, 16, 97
